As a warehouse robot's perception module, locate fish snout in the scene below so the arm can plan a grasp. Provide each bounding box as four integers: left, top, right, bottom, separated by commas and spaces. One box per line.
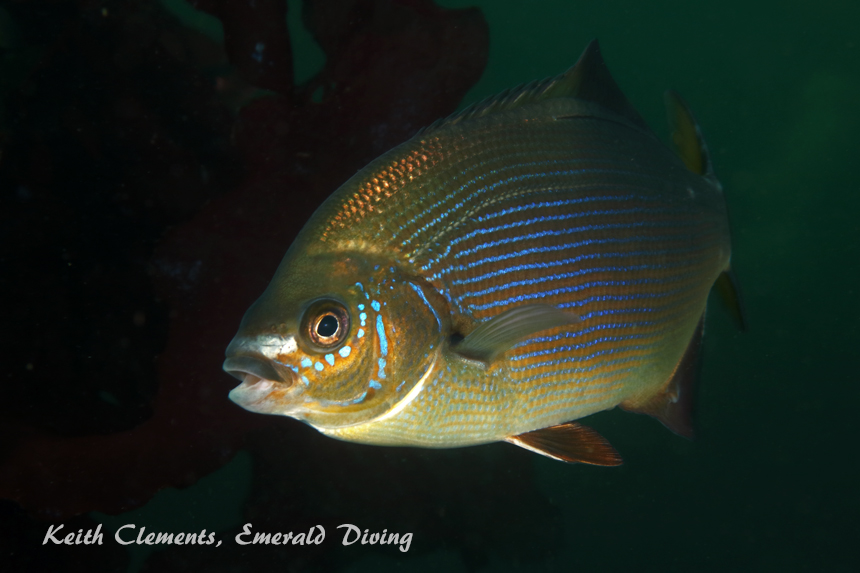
223, 355, 298, 415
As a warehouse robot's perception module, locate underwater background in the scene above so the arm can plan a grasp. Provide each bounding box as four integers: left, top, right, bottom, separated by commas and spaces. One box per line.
0, 0, 857, 571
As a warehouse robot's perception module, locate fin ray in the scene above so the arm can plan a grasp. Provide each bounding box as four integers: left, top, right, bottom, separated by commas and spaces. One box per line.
452, 304, 579, 366
506, 422, 623, 466
419, 39, 649, 135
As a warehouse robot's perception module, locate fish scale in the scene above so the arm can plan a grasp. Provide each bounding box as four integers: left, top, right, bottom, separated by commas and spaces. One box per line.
312, 117, 723, 442
224, 41, 740, 464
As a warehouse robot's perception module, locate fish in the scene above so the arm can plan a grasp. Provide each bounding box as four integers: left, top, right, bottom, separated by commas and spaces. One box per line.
223, 40, 744, 465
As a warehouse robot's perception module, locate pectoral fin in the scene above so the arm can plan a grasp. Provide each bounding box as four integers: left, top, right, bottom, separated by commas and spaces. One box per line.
506, 422, 623, 466
452, 304, 579, 367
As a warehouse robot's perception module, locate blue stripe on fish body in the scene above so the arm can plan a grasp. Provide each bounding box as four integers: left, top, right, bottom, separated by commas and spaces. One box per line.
376, 314, 388, 357
227, 48, 734, 450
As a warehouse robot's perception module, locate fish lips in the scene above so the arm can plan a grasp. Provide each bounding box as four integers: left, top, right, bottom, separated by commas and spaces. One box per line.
223, 355, 298, 415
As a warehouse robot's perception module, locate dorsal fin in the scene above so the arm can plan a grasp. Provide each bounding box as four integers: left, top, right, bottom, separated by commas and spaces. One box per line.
664, 90, 718, 185
563, 39, 650, 130
419, 39, 649, 135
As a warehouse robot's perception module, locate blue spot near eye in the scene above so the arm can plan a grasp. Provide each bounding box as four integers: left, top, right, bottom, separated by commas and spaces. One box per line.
301, 358, 313, 369
339, 346, 352, 358
370, 380, 382, 390
355, 282, 364, 291
396, 381, 406, 392
390, 267, 395, 273
376, 315, 388, 357
359, 312, 367, 326
314, 362, 324, 371
358, 328, 365, 338
358, 303, 365, 311
301, 375, 309, 386
377, 358, 387, 379
371, 300, 381, 312
325, 354, 335, 366
374, 265, 380, 270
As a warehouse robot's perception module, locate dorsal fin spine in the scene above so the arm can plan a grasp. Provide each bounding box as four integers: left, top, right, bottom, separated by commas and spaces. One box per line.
418, 39, 650, 136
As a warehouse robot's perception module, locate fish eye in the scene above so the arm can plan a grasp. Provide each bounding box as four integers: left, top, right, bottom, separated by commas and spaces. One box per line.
316, 314, 339, 338
302, 299, 350, 350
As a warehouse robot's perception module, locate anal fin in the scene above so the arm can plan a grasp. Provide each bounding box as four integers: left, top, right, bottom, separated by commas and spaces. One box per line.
505, 422, 622, 466
621, 315, 704, 438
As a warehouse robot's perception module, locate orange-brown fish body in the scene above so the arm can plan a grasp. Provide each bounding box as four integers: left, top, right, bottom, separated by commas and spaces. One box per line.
224, 41, 739, 463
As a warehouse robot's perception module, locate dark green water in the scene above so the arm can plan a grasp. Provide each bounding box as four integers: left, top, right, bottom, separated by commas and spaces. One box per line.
1, 1, 857, 571
439, 1, 860, 570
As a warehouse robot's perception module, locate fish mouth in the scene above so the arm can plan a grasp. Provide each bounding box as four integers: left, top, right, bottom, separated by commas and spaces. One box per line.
223, 355, 298, 415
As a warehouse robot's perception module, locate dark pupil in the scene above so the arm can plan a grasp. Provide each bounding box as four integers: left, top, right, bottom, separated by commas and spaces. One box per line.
316, 314, 339, 338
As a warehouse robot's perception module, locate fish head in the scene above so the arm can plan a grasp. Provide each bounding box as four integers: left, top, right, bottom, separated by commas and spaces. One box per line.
224, 249, 448, 430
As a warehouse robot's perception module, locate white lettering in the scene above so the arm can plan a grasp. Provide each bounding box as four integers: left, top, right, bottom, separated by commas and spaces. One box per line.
338, 524, 360, 546
235, 523, 253, 546
155, 532, 174, 544
399, 532, 412, 553
42, 524, 64, 545
115, 524, 136, 546
253, 532, 272, 545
